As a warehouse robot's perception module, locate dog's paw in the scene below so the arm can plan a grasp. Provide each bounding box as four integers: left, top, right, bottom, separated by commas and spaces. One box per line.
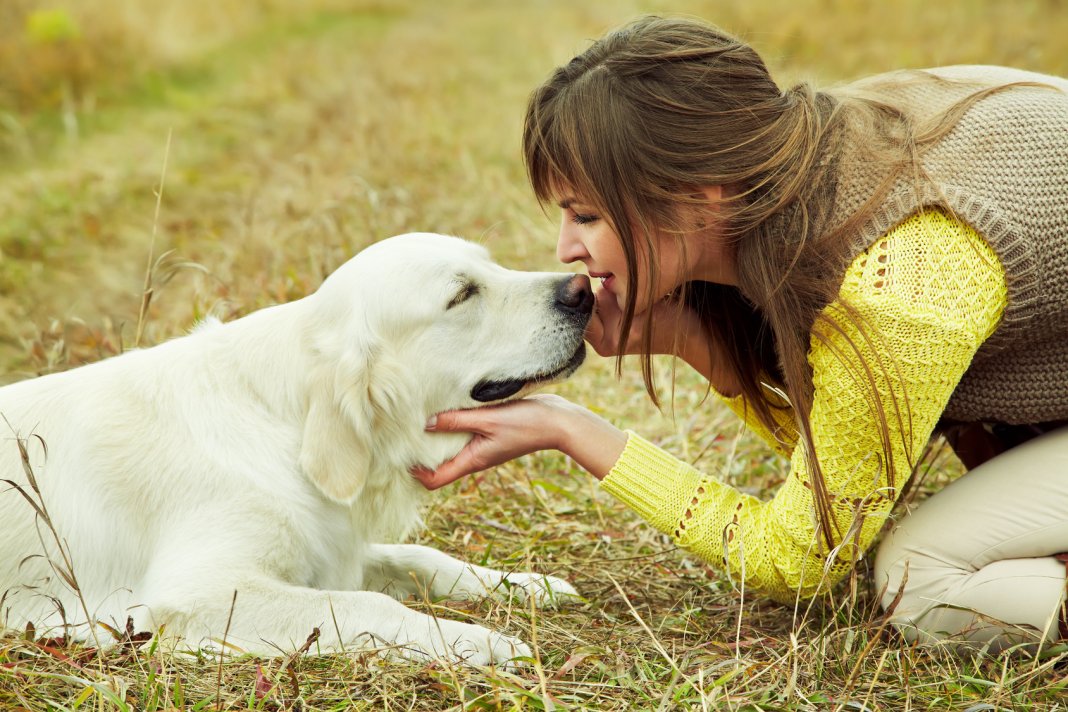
501, 572, 581, 607
406, 617, 530, 668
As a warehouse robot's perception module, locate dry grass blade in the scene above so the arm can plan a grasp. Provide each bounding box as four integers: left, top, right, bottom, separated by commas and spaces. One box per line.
134, 127, 172, 348
3, 431, 108, 661
838, 563, 908, 705
214, 589, 237, 712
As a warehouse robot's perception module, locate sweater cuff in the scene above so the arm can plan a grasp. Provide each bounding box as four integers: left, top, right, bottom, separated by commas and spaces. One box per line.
600, 431, 703, 535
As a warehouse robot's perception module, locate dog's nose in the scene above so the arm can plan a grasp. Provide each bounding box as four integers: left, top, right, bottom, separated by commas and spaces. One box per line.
554, 274, 594, 316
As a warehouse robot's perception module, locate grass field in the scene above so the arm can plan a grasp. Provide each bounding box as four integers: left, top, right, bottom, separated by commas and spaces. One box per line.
2, 0, 1068, 709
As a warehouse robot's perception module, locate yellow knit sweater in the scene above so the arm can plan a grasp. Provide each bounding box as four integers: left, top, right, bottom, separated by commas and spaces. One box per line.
600, 210, 1008, 603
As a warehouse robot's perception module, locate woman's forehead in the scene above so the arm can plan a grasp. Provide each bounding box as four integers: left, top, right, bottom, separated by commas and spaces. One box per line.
548, 179, 593, 207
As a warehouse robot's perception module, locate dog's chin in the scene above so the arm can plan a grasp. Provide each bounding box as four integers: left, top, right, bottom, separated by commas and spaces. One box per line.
469, 343, 586, 404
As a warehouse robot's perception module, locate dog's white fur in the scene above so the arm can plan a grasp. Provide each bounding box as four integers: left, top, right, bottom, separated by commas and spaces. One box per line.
0, 233, 587, 665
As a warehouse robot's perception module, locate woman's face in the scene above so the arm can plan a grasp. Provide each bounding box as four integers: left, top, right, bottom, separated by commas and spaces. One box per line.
554, 194, 647, 311
554, 189, 735, 312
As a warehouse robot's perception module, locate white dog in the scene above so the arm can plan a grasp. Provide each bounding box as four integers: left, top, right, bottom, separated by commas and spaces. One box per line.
0, 233, 592, 665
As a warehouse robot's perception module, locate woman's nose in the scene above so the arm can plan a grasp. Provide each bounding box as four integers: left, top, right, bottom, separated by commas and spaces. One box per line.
556, 222, 587, 264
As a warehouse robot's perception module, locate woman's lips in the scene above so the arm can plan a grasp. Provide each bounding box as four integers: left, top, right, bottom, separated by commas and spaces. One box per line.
590, 271, 615, 292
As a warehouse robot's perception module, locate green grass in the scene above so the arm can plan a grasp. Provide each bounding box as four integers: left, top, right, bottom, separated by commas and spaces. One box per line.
2, 0, 1068, 709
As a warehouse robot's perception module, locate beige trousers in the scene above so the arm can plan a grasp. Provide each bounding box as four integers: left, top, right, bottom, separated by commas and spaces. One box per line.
874, 424, 1068, 653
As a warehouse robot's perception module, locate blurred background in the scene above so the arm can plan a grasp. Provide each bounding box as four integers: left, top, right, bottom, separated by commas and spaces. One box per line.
1, 0, 1065, 379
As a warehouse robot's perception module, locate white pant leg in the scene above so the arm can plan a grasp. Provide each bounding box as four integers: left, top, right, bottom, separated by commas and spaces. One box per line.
874, 424, 1068, 652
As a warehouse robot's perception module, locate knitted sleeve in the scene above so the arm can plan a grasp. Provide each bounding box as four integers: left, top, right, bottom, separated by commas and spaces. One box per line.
717, 386, 798, 459
600, 210, 1007, 603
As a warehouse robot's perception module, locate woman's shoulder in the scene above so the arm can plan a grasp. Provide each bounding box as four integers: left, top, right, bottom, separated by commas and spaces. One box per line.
921, 64, 1068, 90
839, 211, 1007, 327
830, 65, 1068, 103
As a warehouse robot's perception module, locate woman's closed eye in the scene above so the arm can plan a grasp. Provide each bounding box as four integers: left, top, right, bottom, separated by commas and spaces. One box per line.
571, 212, 600, 225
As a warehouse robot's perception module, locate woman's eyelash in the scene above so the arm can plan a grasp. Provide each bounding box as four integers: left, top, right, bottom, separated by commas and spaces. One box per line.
571, 213, 599, 225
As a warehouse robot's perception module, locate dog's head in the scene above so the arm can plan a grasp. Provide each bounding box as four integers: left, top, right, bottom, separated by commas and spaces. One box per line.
300, 233, 592, 504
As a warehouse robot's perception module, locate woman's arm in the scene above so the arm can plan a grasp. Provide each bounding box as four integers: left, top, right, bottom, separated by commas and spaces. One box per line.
601, 211, 1008, 601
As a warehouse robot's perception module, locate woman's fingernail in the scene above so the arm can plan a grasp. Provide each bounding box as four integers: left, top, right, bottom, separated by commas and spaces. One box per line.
425, 415, 437, 430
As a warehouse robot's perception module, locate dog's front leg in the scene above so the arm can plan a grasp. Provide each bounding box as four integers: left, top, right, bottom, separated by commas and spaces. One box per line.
363, 543, 579, 606
142, 573, 529, 664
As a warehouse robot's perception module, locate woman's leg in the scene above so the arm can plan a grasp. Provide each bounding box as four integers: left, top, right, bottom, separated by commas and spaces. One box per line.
874, 424, 1068, 652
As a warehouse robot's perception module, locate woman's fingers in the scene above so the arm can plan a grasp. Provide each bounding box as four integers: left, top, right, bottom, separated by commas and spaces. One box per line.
426, 407, 487, 434
411, 456, 474, 490
409, 464, 439, 488
412, 435, 512, 490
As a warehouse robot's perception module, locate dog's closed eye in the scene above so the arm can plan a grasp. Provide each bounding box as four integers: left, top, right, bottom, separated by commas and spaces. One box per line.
446, 280, 481, 310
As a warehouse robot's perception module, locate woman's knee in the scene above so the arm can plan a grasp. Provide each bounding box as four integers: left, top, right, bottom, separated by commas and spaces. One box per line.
873, 524, 924, 640
872, 518, 961, 645
873, 521, 1065, 651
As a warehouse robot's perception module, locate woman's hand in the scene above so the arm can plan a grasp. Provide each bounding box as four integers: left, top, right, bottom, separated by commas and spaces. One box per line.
411, 394, 628, 490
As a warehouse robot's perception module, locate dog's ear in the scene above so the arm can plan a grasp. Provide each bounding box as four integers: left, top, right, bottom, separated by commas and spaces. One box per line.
299, 348, 375, 505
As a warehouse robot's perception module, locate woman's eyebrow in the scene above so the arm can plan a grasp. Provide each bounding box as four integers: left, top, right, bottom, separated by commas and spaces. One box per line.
557, 197, 576, 209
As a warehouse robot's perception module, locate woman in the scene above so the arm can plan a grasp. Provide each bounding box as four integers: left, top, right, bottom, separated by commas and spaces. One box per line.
415, 16, 1068, 652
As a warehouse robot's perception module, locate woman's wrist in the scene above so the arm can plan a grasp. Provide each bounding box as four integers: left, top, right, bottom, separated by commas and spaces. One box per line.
549, 398, 628, 480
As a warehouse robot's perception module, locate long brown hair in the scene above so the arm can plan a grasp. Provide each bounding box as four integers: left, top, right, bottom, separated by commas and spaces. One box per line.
522, 15, 1004, 548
